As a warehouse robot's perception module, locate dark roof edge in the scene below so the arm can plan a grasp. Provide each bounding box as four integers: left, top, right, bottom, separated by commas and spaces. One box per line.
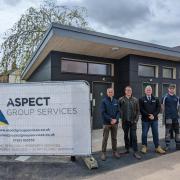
51, 22, 180, 54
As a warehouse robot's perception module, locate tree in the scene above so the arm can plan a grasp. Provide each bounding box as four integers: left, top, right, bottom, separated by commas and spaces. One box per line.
0, 0, 89, 74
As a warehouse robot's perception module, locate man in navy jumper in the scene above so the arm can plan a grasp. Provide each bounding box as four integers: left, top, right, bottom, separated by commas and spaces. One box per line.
100, 88, 120, 161
161, 84, 180, 151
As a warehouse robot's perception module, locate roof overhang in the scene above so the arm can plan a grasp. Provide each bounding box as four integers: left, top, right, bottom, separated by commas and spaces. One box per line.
21, 23, 180, 80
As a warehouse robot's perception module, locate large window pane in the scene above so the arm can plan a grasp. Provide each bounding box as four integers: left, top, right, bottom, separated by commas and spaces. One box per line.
138, 65, 156, 77
162, 84, 169, 96
88, 63, 111, 75
163, 68, 173, 78
61, 60, 87, 74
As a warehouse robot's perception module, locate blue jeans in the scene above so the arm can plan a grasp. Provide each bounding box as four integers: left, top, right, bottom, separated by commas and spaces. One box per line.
142, 120, 159, 148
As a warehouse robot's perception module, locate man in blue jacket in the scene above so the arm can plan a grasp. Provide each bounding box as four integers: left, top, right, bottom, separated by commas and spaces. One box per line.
100, 88, 120, 161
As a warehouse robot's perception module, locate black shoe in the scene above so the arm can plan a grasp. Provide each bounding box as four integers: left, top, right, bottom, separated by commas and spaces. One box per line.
124, 150, 129, 154
133, 152, 142, 160
119, 150, 129, 156
113, 151, 120, 159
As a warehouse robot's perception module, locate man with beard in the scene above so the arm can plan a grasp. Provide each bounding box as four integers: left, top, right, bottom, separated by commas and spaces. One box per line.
161, 84, 180, 151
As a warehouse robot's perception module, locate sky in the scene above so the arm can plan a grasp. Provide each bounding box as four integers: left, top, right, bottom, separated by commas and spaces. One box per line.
0, 0, 180, 50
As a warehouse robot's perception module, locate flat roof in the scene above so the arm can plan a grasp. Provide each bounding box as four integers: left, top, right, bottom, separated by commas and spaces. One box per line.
21, 23, 180, 80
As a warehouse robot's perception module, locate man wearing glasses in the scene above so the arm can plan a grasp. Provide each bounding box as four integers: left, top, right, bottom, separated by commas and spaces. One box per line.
119, 86, 141, 159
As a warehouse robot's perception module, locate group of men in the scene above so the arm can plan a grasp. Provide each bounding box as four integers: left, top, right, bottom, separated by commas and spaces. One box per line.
100, 84, 180, 161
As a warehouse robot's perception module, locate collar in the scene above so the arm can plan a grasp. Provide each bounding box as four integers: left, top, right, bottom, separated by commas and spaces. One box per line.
125, 95, 133, 100
168, 93, 175, 97
107, 96, 114, 101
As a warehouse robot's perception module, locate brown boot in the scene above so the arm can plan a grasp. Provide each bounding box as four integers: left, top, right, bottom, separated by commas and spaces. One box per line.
101, 152, 106, 161
113, 151, 120, 159
155, 146, 166, 154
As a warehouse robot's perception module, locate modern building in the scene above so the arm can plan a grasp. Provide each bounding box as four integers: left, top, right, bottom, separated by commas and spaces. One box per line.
21, 23, 180, 129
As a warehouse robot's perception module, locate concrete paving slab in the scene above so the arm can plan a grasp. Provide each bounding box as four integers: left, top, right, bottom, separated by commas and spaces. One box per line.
88, 151, 180, 180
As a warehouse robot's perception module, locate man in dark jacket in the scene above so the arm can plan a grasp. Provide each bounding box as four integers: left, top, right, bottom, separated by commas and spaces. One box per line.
100, 88, 120, 161
139, 85, 165, 154
119, 86, 141, 159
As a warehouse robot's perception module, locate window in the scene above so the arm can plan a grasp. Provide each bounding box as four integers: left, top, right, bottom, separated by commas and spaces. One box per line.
61, 60, 87, 74
142, 82, 158, 96
162, 84, 176, 96
162, 67, 176, 79
138, 64, 157, 77
88, 63, 111, 75
61, 59, 112, 76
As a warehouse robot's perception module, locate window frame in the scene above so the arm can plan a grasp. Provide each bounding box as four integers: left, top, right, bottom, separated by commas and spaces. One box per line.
61, 59, 88, 74
60, 58, 113, 76
162, 66, 176, 79
88, 62, 111, 76
138, 63, 158, 78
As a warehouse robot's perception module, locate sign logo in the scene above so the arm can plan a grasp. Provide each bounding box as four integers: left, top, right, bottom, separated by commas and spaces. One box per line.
0, 110, 9, 126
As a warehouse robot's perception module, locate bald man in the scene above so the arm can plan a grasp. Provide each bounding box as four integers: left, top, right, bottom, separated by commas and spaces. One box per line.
139, 85, 165, 154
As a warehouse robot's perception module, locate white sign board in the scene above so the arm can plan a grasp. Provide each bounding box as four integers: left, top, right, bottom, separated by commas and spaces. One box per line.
0, 81, 91, 155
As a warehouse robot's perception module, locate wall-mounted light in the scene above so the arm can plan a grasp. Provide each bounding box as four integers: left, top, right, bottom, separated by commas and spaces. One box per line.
112, 47, 120, 51
149, 79, 153, 82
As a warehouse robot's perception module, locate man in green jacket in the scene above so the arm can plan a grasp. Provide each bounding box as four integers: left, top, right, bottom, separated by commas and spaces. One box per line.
119, 86, 141, 159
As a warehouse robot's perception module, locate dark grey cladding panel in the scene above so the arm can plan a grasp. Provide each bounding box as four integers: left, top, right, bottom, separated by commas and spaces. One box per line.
114, 56, 130, 98
28, 54, 51, 82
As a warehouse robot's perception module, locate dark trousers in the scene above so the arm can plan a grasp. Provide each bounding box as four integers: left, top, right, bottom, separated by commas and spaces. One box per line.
165, 121, 180, 149
142, 120, 159, 148
122, 121, 138, 152
102, 124, 118, 153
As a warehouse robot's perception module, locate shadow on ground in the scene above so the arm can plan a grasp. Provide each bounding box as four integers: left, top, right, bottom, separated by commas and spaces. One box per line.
0, 139, 177, 180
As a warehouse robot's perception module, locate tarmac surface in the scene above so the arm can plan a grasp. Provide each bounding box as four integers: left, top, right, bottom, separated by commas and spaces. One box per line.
0, 119, 179, 180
